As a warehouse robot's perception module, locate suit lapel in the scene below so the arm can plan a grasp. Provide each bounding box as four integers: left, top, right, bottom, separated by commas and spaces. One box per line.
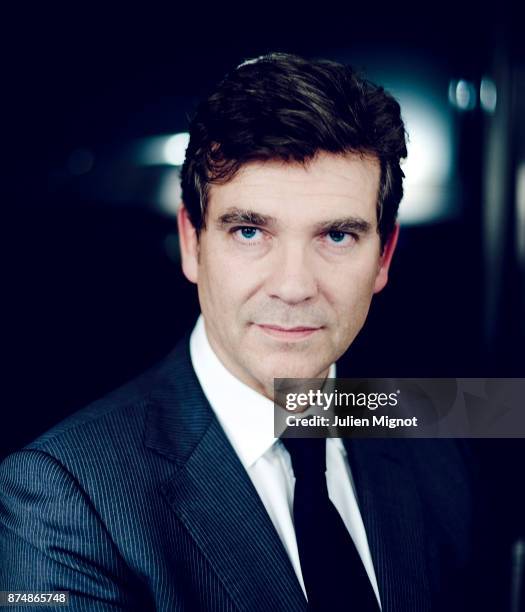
144, 333, 306, 612
344, 438, 432, 612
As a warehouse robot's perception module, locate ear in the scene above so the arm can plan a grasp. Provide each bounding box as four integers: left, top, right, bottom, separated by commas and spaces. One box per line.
177, 203, 199, 284
373, 223, 399, 294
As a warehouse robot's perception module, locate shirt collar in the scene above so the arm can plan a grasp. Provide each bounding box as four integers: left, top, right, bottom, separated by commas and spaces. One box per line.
189, 314, 336, 468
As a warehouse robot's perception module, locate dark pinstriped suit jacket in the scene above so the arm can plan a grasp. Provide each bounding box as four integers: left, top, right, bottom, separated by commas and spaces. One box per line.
1, 332, 497, 611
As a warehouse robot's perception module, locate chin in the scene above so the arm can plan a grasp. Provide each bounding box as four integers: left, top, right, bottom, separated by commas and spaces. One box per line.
261, 359, 326, 382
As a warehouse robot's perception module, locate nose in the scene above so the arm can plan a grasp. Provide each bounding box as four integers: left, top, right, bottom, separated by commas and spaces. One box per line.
265, 242, 318, 305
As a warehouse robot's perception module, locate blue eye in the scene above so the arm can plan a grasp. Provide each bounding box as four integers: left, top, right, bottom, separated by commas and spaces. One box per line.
327, 230, 349, 243
323, 230, 357, 249
240, 227, 258, 240
231, 226, 263, 244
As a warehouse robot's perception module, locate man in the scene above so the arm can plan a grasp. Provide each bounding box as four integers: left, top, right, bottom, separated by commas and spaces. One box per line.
1, 53, 498, 610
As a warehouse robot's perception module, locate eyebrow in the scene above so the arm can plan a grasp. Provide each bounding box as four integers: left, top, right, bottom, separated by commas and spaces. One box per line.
216, 207, 373, 235
216, 208, 276, 228
314, 218, 372, 235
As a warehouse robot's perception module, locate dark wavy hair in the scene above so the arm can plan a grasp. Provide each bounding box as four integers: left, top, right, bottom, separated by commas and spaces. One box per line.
180, 52, 407, 249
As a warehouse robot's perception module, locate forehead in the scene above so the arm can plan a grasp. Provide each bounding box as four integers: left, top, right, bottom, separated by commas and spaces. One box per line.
207, 151, 381, 224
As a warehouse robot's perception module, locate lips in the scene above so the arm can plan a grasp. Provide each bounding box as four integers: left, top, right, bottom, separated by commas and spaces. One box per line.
254, 323, 322, 340
259, 325, 320, 331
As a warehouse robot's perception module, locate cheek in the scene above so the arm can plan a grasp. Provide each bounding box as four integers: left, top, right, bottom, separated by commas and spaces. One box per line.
328, 267, 378, 330
199, 250, 254, 312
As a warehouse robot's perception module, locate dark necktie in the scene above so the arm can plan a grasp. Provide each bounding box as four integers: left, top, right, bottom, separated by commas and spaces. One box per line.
282, 436, 380, 611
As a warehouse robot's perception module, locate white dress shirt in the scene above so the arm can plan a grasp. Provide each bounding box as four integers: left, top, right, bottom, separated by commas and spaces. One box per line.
189, 314, 381, 607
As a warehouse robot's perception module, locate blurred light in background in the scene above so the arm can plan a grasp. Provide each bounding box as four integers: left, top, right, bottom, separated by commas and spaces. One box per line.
158, 168, 183, 216
517, 163, 525, 265
393, 88, 456, 225
164, 133, 190, 165
480, 77, 498, 114
448, 79, 477, 111
135, 132, 189, 215
448, 77, 497, 114
136, 132, 190, 166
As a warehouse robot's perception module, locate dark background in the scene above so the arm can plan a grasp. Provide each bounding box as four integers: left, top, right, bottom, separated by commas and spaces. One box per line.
3, 3, 525, 608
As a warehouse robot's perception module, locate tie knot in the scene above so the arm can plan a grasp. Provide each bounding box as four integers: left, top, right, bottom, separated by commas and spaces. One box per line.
281, 436, 327, 478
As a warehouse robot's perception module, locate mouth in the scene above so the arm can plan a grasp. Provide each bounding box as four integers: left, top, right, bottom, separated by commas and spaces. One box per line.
254, 323, 322, 341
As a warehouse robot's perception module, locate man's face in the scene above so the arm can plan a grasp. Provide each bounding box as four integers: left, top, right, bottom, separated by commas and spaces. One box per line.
178, 151, 398, 399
